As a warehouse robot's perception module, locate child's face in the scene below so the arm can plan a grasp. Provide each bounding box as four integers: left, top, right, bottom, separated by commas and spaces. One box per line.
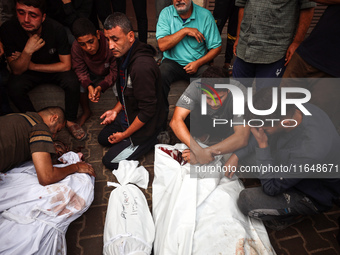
76, 32, 100, 55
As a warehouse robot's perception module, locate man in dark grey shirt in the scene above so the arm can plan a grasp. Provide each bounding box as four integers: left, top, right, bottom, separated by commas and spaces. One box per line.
170, 66, 250, 165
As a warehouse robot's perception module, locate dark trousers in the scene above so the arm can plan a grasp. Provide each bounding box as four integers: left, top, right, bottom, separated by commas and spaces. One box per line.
98, 113, 158, 169
90, 0, 112, 29
233, 56, 286, 90
0, 65, 12, 116
111, 0, 148, 43
238, 187, 320, 225
160, 58, 208, 107
213, 0, 238, 64
8, 70, 80, 121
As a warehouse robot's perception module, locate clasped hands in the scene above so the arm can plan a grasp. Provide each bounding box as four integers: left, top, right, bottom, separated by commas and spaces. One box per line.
182, 146, 221, 165
88, 85, 102, 103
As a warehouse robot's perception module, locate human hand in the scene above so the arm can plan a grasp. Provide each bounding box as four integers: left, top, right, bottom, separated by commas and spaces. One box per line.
108, 132, 125, 144
100, 109, 117, 125
24, 34, 45, 55
92, 86, 102, 102
192, 146, 221, 165
250, 127, 268, 148
11, 51, 21, 60
182, 149, 197, 164
0, 41, 4, 57
285, 42, 299, 66
224, 153, 239, 178
233, 36, 239, 56
185, 27, 205, 43
88, 85, 102, 103
184, 61, 200, 74
76, 162, 96, 177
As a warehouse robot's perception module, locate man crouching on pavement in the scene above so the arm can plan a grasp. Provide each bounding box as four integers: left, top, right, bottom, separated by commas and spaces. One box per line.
170, 66, 250, 165
98, 13, 166, 169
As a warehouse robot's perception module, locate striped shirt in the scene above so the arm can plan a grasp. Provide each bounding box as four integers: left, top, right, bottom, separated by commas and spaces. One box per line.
0, 112, 55, 172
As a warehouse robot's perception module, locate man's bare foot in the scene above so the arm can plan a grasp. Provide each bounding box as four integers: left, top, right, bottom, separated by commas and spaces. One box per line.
223, 63, 233, 76
77, 111, 92, 127
66, 121, 87, 141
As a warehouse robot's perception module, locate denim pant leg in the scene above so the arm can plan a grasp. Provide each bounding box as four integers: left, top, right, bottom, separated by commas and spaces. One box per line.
232, 57, 256, 88
237, 186, 320, 221
255, 57, 286, 90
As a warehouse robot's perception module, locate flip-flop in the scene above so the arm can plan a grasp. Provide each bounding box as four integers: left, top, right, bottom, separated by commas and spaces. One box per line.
67, 123, 87, 141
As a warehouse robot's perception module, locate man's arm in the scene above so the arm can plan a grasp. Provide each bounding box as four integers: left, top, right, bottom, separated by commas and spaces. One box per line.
71, 43, 92, 88
108, 116, 145, 144
170, 106, 217, 164
285, 7, 314, 65
170, 106, 191, 147
100, 101, 123, 125
206, 125, 250, 155
184, 46, 222, 74
157, 27, 205, 52
233, 7, 244, 56
32, 152, 95, 186
29, 54, 72, 73
7, 34, 45, 75
0, 40, 4, 57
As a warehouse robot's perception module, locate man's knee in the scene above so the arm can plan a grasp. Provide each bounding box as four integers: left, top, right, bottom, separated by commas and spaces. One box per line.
237, 189, 253, 216
58, 71, 80, 91
98, 130, 110, 147
102, 153, 118, 170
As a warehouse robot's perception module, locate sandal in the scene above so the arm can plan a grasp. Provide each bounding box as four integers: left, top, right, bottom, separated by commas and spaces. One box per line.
67, 123, 87, 141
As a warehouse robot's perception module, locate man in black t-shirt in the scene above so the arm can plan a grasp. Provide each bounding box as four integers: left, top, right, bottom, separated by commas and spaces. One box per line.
0, 0, 86, 140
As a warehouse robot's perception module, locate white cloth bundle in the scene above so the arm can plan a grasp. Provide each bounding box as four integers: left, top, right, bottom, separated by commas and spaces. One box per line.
153, 144, 275, 255
103, 160, 155, 255
0, 151, 94, 255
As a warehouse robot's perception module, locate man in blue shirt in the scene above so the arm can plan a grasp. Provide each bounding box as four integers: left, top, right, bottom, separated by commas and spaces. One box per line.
156, 0, 222, 126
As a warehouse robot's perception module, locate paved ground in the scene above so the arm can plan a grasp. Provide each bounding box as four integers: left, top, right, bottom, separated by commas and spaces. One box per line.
30, 36, 340, 254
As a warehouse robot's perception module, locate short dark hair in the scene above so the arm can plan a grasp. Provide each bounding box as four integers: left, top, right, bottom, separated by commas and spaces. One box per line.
103, 12, 133, 34
201, 66, 230, 92
201, 66, 229, 79
72, 18, 97, 39
38, 106, 66, 125
245, 87, 296, 125
16, 0, 46, 14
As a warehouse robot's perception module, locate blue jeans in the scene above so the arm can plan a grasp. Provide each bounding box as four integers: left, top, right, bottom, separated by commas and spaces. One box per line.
233, 56, 286, 90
